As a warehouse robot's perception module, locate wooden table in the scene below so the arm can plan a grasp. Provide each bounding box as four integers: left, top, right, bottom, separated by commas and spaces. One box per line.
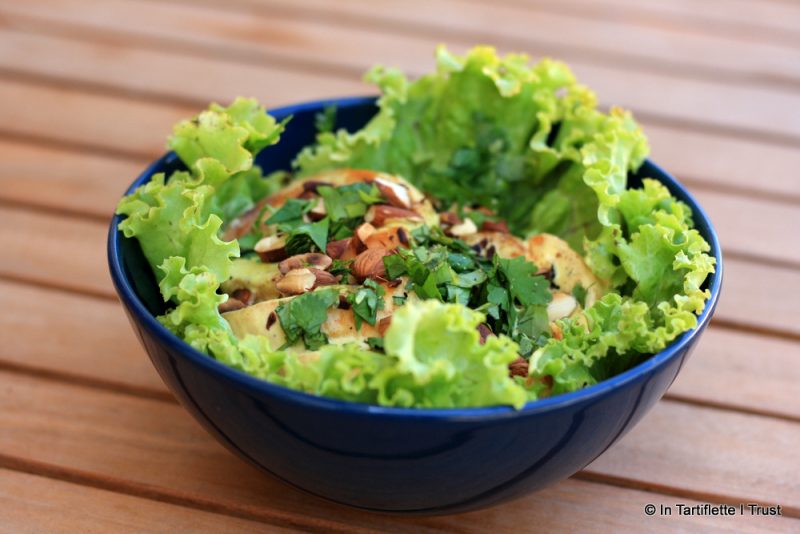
0, 0, 798, 531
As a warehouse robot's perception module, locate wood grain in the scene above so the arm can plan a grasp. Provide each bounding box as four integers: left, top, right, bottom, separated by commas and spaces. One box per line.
4, 0, 800, 142
669, 327, 800, 421
204, 0, 800, 85
0, 468, 291, 533
0, 370, 796, 530
0, 29, 798, 203
0, 28, 367, 109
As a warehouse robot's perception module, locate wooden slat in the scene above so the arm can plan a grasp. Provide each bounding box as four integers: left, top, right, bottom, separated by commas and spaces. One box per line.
586, 400, 800, 512
213, 0, 800, 84
0, 468, 289, 533
0, 370, 797, 530
0, 28, 366, 109
0, 138, 145, 219
0, 79, 193, 159
0, 206, 111, 297
669, 328, 800, 421
4, 0, 800, 142
0, 280, 165, 397
2, 31, 799, 203
530, 0, 800, 44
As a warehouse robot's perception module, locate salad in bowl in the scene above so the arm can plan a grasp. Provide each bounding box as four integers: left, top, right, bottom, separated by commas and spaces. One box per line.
116, 46, 715, 410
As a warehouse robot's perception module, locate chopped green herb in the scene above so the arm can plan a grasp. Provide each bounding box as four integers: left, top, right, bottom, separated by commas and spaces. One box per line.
275, 288, 339, 350
329, 259, 352, 278
366, 337, 385, 351
572, 283, 588, 308
265, 198, 313, 225
314, 104, 337, 134
347, 279, 385, 330
284, 217, 329, 255
392, 295, 407, 307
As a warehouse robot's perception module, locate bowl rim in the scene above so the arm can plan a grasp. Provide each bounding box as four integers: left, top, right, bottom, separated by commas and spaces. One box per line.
108, 96, 723, 420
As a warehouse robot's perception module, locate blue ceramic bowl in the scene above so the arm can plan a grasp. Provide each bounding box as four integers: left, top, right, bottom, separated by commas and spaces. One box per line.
108, 97, 722, 513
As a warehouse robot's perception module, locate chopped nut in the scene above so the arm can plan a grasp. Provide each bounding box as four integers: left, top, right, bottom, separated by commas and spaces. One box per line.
439, 211, 461, 227
377, 315, 393, 336
276, 268, 316, 295
355, 222, 376, 244
480, 220, 510, 234
373, 177, 412, 209
446, 217, 478, 237
308, 201, 327, 221
254, 235, 287, 262
279, 252, 333, 274
364, 205, 421, 227
352, 247, 391, 279
326, 238, 351, 260
309, 268, 339, 287
547, 293, 577, 322
509, 357, 529, 378
364, 226, 410, 251
231, 288, 253, 306
477, 323, 493, 345
218, 297, 246, 313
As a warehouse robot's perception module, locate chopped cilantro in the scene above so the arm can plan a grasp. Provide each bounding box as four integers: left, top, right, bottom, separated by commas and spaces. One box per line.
265, 198, 313, 224
284, 217, 329, 255
572, 283, 588, 308
392, 295, 407, 306
497, 257, 552, 307
329, 259, 352, 278
366, 337, 385, 351
275, 288, 339, 350
347, 279, 385, 329
314, 104, 337, 134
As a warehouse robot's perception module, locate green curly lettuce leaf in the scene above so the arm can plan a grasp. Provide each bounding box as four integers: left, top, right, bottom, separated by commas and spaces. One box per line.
295, 45, 648, 249
373, 300, 527, 408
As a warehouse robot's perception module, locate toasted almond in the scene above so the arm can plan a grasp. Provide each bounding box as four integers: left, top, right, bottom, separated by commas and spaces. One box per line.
355, 222, 376, 244
377, 315, 393, 336
480, 220, 510, 234
374, 177, 412, 209
326, 238, 351, 260
231, 288, 253, 306
352, 247, 391, 279
364, 205, 422, 227
276, 268, 316, 295
509, 356, 529, 378
439, 211, 461, 227
278, 253, 333, 274
364, 226, 410, 251
254, 235, 287, 262
477, 323, 493, 345
547, 293, 577, 322
218, 297, 246, 313
308, 200, 327, 221
447, 217, 478, 237
309, 268, 339, 287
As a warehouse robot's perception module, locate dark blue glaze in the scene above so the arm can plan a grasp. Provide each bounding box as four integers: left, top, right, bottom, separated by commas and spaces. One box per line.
108, 97, 723, 513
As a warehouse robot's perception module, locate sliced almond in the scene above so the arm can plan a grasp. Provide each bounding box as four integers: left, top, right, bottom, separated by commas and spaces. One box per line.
276, 268, 316, 295
352, 247, 391, 279
364, 205, 422, 227
477, 323, 493, 345
254, 235, 287, 262
278, 253, 333, 275
447, 217, 478, 237
373, 177, 412, 209
547, 293, 577, 322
